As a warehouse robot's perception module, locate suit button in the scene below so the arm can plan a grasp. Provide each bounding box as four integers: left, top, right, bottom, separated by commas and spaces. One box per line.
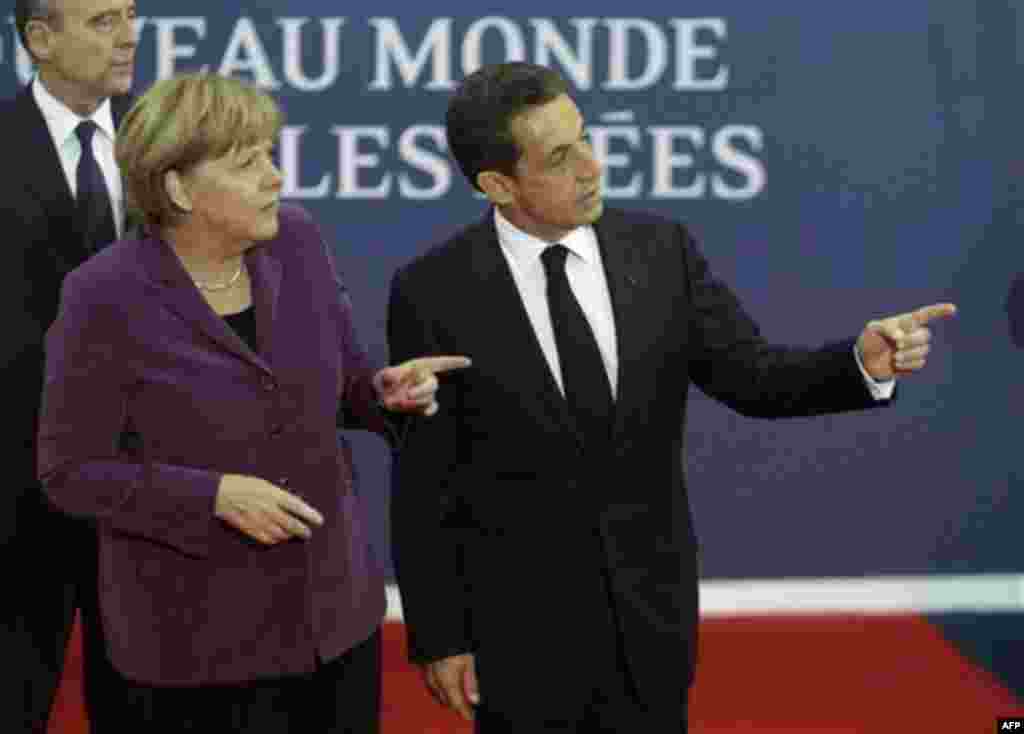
270, 424, 284, 437
262, 377, 278, 392
277, 477, 289, 487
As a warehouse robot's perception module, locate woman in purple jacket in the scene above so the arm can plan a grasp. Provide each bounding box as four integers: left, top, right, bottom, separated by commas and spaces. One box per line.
37, 73, 467, 732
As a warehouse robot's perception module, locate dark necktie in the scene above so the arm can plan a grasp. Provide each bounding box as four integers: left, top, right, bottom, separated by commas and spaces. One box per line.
75, 120, 117, 251
541, 244, 614, 447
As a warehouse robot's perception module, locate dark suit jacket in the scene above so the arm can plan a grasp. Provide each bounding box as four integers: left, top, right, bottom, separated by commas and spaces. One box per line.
0, 84, 137, 732
387, 207, 886, 719
37, 204, 387, 685
1, 84, 134, 551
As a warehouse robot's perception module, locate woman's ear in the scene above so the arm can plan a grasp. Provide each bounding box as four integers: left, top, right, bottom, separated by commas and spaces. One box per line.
163, 169, 193, 213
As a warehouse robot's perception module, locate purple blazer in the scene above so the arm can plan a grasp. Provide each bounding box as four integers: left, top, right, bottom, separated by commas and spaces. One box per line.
38, 204, 387, 686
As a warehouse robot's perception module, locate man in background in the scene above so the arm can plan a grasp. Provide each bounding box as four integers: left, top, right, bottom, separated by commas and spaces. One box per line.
1, 1, 137, 731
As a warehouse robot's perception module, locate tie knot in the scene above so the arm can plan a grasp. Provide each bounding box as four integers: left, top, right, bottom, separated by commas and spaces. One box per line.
541, 243, 570, 275
75, 119, 99, 147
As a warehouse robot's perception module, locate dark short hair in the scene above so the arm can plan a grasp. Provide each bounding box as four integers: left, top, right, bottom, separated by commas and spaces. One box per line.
446, 62, 568, 191
15, 0, 61, 61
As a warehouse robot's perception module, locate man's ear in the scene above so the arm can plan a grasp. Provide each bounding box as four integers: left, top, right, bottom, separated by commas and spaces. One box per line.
476, 170, 517, 207
24, 19, 55, 63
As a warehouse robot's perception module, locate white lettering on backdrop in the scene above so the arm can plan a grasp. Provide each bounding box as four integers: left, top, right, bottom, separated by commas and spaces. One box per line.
3, 15, 764, 201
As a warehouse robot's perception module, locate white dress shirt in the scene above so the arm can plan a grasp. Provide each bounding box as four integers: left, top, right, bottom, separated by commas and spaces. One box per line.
493, 208, 894, 402
495, 207, 619, 398
33, 75, 124, 238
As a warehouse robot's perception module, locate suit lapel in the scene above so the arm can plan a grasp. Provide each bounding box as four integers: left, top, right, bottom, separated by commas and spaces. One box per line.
14, 85, 86, 268
467, 215, 583, 448
137, 235, 274, 375
16, 84, 74, 210
16, 85, 137, 257
594, 210, 651, 441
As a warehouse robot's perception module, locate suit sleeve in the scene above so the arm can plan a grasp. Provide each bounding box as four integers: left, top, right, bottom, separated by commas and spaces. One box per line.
680, 224, 886, 417
303, 212, 398, 442
37, 269, 222, 559
387, 264, 473, 664
334, 287, 403, 443
1, 196, 47, 545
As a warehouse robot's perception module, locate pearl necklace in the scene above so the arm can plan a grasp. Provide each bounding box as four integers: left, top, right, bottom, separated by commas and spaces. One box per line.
194, 263, 244, 292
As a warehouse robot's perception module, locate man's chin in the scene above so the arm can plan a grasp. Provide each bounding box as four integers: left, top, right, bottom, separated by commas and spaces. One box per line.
107, 75, 135, 97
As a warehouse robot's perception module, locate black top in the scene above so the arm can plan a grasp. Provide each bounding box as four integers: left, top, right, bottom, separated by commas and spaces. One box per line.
223, 305, 259, 354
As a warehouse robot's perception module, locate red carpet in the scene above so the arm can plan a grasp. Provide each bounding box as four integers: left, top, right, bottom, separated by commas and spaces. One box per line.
48, 614, 1023, 732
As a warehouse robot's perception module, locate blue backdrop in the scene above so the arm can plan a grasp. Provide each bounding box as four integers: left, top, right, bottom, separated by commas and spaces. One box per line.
4, 1, 1021, 693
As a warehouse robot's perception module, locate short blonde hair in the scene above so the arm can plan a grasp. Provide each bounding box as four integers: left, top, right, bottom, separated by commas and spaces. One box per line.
116, 73, 283, 231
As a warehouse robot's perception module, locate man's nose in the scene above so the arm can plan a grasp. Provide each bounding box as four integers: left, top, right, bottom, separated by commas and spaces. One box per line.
119, 17, 139, 46
576, 144, 602, 180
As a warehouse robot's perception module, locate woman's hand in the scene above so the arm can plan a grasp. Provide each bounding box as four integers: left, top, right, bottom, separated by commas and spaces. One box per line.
374, 355, 471, 416
214, 474, 324, 545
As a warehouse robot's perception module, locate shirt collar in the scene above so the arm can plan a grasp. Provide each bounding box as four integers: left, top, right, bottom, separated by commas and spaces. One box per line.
32, 75, 116, 149
493, 207, 598, 269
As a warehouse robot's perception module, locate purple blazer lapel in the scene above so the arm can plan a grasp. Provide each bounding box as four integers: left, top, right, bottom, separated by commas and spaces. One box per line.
137, 235, 273, 375
245, 245, 282, 364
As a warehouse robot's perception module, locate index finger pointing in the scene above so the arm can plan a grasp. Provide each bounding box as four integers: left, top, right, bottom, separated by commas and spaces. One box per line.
411, 356, 472, 375
911, 302, 957, 326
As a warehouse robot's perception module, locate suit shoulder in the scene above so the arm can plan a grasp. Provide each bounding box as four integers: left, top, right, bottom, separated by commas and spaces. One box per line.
274, 202, 318, 238
0, 85, 31, 112
599, 207, 700, 270
60, 240, 146, 308
277, 202, 315, 227
603, 205, 692, 237
265, 203, 322, 257
396, 217, 487, 281
71, 238, 144, 282
266, 204, 348, 288
0, 89, 35, 142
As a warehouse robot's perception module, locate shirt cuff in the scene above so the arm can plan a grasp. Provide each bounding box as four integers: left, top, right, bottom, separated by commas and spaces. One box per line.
853, 343, 896, 400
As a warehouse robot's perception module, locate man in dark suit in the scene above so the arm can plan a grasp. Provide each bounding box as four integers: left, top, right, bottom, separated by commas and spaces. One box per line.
2, 1, 137, 731
387, 62, 956, 732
